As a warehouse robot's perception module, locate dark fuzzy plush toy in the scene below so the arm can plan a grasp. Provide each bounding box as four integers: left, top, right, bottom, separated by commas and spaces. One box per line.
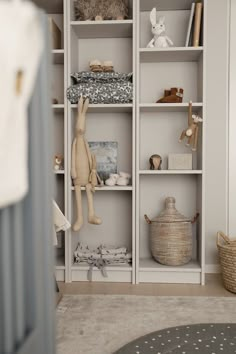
74, 0, 129, 21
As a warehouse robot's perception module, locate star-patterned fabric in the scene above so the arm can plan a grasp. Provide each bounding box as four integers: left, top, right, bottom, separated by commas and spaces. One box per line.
114, 324, 236, 354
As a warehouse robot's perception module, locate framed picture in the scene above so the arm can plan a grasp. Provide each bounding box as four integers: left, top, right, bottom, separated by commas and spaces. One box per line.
88, 141, 118, 181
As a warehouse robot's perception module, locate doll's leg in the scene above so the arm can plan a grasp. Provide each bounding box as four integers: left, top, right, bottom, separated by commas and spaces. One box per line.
179, 130, 186, 142
186, 134, 194, 147
192, 126, 199, 151
73, 185, 83, 232
86, 184, 102, 225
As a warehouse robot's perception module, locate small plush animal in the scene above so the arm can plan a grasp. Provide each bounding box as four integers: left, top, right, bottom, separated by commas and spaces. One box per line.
147, 8, 174, 48
149, 155, 162, 170
54, 155, 63, 171
179, 102, 203, 151
74, 0, 129, 21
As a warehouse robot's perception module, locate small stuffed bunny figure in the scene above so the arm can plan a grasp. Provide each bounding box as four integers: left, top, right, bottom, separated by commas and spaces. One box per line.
147, 8, 174, 48
71, 96, 102, 231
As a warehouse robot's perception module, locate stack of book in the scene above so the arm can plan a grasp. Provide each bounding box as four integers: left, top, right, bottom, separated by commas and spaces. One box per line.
185, 2, 203, 47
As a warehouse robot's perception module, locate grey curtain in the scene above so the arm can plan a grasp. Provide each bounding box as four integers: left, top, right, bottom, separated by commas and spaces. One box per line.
0, 12, 55, 354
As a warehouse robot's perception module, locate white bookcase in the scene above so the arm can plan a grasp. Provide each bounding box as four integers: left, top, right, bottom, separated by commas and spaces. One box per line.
136, 0, 206, 284
41, 0, 206, 284
66, 0, 136, 283
44, 0, 68, 282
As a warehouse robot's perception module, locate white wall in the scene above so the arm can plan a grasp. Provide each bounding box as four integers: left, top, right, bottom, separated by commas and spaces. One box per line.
205, 0, 230, 270
229, 0, 236, 235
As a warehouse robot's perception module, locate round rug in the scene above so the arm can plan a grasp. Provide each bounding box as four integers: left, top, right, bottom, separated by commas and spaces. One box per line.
114, 323, 236, 354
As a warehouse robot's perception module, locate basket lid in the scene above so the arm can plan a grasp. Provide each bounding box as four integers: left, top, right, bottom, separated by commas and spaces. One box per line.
152, 197, 190, 223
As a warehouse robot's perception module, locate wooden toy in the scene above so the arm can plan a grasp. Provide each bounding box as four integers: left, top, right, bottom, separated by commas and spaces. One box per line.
179, 101, 203, 151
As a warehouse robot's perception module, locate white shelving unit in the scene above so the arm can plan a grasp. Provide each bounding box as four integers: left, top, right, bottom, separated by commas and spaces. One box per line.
66, 0, 136, 283
136, 0, 206, 284
39, 0, 206, 285
40, 0, 68, 282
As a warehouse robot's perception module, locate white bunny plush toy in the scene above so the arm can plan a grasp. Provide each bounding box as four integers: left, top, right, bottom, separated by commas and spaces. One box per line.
147, 8, 174, 48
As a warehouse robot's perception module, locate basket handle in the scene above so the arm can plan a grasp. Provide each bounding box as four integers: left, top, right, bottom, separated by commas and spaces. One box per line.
191, 213, 200, 224
217, 231, 231, 246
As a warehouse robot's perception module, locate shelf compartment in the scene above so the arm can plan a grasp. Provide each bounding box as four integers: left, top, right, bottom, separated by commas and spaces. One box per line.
71, 103, 133, 113
140, 0, 197, 12
139, 111, 202, 170
71, 186, 133, 191
139, 258, 201, 284
71, 20, 133, 39
139, 170, 203, 175
56, 254, 65, 270
71, 263, 132, 282
52, 49, 64, 64
139, 175, 202, 273
140, 47, 204, 63
139, 103, 203, 113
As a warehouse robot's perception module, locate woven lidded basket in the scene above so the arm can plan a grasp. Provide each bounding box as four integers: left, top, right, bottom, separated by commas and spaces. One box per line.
217, 231, 236, 293
145, 197, 198, 266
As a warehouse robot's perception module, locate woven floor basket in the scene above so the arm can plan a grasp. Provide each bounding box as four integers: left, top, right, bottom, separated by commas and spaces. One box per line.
150, 222, 192, 266
145, 197, 198, 266
217, 231, 236, 293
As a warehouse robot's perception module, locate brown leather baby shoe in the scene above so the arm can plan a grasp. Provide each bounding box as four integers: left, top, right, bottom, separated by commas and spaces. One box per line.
90, 59, 103, 72
102, 61, 114, 72
156, 87, 184, 103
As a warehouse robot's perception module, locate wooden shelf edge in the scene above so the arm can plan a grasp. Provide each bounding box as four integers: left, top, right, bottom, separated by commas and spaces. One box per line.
139, 46, 204, 52
71, 186, 133, 191
139, 259, 201, 273
139, 170, 203, 175
70, 19, 133, 25
72, 264, 132, 272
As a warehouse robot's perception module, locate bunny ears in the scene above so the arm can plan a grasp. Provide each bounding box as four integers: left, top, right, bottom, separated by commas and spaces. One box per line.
78, 95, 89, 115
150, 7, 165, 26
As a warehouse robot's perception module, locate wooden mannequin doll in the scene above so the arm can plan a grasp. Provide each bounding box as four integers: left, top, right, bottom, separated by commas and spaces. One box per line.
179, 101, 203, 151
71, 96, 102, 231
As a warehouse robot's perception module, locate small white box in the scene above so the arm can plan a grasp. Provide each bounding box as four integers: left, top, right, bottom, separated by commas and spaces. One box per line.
168, 154, 192, 170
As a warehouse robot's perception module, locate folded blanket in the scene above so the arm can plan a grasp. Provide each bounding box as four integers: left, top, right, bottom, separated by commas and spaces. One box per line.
67, 71, 133, 104
71, 71, 133, 84
102, 253, 131, 260
99, 246, 127, 255
74, 242, 132, 265
67, 81, 133, 104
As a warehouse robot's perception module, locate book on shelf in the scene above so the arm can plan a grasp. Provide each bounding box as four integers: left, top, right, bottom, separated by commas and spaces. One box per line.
185, 2, 203, 47
185, 3, 195, 47
193, 2, 203, 47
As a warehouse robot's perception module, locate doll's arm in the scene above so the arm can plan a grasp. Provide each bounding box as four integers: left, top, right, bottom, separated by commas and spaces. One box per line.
166, 36, 174, 46
192, 125, 199, 151
147, 38, 155, 48
84, 141, 97, 190
85, 140, 92, 171
179, 129, 186, 142
71, 139, 77, 179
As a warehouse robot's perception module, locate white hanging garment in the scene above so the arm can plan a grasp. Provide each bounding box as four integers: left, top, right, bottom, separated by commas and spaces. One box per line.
53, 200, 71, 246
0, 0, 43, 208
